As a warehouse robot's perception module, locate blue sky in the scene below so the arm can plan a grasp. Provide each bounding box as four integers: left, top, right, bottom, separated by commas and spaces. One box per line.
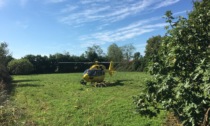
0, 0, 193, 59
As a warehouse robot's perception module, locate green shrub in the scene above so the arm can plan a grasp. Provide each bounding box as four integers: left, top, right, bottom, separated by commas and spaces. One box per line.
0, 42, 14, 125
134, 0, 210, 125
0, 65, 12, 91
8, 59, 34, 75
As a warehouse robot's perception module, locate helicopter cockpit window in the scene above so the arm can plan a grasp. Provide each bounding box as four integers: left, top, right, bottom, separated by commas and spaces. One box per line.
88, 70, 95, 76
87, 70, 105, 76
84, 69, 88, 75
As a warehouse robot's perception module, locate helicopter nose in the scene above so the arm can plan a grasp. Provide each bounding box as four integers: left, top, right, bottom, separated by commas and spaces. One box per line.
83, 74, 89, 80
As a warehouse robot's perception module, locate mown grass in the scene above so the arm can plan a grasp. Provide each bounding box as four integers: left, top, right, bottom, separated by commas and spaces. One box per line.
10, 72, 166, 126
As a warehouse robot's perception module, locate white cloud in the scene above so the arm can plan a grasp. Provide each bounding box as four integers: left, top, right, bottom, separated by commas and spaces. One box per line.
154, 0, 180, 9
59, 6, 111, 25
58, 0, 180, 26
80, 17, 167, 47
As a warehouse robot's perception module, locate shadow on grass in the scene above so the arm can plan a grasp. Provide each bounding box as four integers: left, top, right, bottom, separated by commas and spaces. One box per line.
12, 79, 44, 88
94, 79, 132, 87
12, 79, 39, 83
13, 83, 44, 88
5, 79, 44, 95
107, 80, 125, 87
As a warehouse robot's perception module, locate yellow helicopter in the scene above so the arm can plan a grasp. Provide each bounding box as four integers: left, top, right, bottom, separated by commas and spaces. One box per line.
80, 61, 115, 85
59, 61, 115, 86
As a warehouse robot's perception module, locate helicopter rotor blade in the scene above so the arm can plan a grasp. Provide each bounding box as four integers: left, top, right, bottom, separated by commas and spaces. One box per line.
58, 61, 124, 64
58, 62, 94, 64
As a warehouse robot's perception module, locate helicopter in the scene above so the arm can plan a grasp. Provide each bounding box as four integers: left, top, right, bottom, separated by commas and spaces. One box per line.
59, 61, 115, 86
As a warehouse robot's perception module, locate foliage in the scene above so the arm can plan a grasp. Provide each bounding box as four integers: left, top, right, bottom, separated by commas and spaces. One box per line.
0, 42, 12, 90
134, 0, 210, 125
121, 43, 135, 61
0, 42, 12, 125
10, 72, 165, 125
8, 59, 34, 75
6, 43, 143, 74
85, 50, 98, 61
144, 35, 162, 70
23, 53, 58, 74
84, 45, 107, 62
87, 44, 105, 57
107, 43, 123, 62
117, 52, 145, 72
0, 42, 13, 67
132, 52, 145, 71
0, 42, 10, 66
0, 65, 12, 91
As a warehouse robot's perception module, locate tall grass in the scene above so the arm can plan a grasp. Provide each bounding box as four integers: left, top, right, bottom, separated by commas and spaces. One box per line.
10, 72, 166, 125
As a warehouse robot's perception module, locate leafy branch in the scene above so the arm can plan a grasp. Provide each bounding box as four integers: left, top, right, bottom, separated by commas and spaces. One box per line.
134, 0, 210, 125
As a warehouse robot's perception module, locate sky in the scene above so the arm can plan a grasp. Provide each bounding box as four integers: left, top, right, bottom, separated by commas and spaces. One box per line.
0, 0, 193, 59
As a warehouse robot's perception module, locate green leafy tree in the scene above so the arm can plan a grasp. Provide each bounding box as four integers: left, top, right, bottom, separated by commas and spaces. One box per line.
84, 45, 102, 61
134, 0, 210, 125
0, 42, 13, 66
0, 42, 12, 90
121, 43, 135, 61
0, 42, 9, 65
8, 59, 34, 75
107, 43, 123, 62
24, 54, 52, 73
85, 51, 98, 61
89, 45, 105, 57
144, 35, 162, 69
52, 53, 75, 73
132, 52, 145, 71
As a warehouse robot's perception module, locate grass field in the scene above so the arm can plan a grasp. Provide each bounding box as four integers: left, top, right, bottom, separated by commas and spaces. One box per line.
10, 72, 166, 126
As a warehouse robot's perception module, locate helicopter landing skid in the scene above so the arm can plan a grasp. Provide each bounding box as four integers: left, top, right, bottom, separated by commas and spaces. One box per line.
80, 80, 110, 87
91, 81, 108, 87
80, 79, 87, 85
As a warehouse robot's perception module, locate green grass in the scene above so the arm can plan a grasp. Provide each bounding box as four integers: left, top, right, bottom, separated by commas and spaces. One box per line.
10, 72, 166, 126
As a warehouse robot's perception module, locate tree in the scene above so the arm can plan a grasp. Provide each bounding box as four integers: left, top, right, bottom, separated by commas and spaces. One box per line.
8, 59, 34, 75
134, 0, 210, 125
107, 43, 123, 62
132, 52, 145, 71
0, 42, 12, 90
85, 50, 98, 61
24, 54, 51, 74
90, 45, 105, 57
84, 45, 106, 61
121, 43, 135, 61
0, 42, 13, 66
144, 35, 162, 68
134, 52, 140, 60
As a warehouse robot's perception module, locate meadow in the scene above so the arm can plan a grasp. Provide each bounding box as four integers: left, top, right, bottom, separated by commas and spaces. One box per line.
10, 72, 166, 126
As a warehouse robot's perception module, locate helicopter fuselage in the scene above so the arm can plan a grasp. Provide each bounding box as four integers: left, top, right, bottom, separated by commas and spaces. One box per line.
82, 64, 106, 83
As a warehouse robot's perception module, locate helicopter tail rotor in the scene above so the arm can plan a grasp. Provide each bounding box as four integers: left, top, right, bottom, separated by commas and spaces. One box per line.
108, 61, 115, 76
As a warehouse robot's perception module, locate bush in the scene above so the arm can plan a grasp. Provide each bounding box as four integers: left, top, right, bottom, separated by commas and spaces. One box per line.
0, 42, 15, 125
8, 59, 34, 75
0, 65, 12, 91
0, 64, 12, 105
134, 0, 210, 125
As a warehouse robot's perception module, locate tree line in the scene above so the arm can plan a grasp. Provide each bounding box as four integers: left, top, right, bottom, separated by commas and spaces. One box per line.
2, 41, 161, 75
